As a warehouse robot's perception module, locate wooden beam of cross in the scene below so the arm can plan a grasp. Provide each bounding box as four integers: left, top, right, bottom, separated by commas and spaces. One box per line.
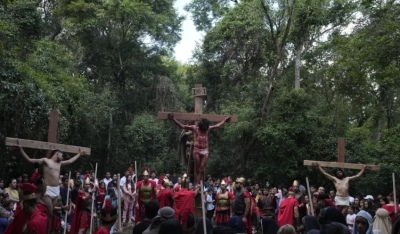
303, 138, 380, 171
5, 109, 91, 155
6, 138, 91, 155
157, 84, 238, 123
46, 109, 59, 158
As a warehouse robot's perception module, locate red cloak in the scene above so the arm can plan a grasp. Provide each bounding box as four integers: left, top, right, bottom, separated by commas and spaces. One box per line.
4, 203, 47, 234
93, 226, 110, 234
70, 192, 91, 234
27, 208, 47, 234
174, 189, 195, 225
157, 189, 174, 208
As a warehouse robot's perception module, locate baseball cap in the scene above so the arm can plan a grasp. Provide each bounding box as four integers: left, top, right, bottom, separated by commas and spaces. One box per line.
364, 195, 374, 200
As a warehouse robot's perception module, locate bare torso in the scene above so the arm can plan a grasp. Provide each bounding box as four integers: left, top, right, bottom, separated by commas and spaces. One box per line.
42, 158, 62, 186
193, 128, 209, 150
333, 177, 350, 197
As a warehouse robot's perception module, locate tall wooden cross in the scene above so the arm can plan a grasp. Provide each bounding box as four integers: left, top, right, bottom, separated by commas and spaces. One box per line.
6, 109, 91, 155
158, 84, 238, 176
304, 138, 380, 171
158, 84, 238, 217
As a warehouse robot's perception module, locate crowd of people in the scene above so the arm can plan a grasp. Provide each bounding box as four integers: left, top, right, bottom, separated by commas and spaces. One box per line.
1, 165, 400, 234
0, 144, 400, 234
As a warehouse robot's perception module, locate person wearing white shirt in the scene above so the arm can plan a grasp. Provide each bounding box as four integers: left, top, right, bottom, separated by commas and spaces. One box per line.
346, 206, 357, 231
205, 188, 215, 220
149, 171, 158, 185
120, 171, 129, 187
103, 171, 112, 188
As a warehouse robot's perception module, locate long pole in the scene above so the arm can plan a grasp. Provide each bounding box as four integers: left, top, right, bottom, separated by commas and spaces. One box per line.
89, 163, 98, 233
63, 171, 71, 234
393, 173, 397, 214
200, 180, 206, 234
135, 161, 137, 183
306, 177, 314, 216
117, 173, 122, 231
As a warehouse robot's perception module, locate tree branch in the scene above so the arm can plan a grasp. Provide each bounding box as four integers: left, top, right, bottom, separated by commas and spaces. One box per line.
259, 0, 276, 43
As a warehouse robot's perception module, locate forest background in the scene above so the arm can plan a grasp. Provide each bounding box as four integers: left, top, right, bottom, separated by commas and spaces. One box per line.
1, 0, 400, 196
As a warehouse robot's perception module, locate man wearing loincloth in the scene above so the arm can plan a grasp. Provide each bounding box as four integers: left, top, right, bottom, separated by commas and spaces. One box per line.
168, 113, 230, 185
312, 162, 367, 216
18, 142, 86, 232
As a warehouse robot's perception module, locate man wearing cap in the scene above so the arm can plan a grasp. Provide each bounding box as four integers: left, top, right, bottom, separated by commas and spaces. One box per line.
232, 177, 252, 234
4, 169, 47, 234
135, 168, 157, 224
21, 183, 47, 233
157, 178, 174, 208
214, 180, 234, 226
143, 207, 175, 234
312, 162, 367, 216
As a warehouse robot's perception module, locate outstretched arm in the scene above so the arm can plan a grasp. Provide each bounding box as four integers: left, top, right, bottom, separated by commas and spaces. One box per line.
209, 117, 230, 131
312, 162, 336, 182
168, 113, 195, 130
349, 165, 367, 181
19, 146, 44, 164
61, 150, 84, 166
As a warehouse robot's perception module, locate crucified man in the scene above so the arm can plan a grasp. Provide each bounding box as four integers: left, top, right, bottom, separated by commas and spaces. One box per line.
17, 141, 87, 232
312, 162, 367, 216
168, 113, 230, 185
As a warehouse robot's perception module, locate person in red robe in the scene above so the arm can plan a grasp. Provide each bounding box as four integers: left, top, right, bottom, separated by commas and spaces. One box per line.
173, 174, 200, 232
20, 183, 47, 234
70, 177, 93, 234
93, 199, 117, 234
135, 168, 156, 224
4, 169, 47, 234
157, 178, 174, 208
277, 191, 300, 228
214, 180, 234, 226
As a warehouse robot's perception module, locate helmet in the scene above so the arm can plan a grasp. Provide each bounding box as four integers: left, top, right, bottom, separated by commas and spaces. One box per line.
236, 177, 245, 184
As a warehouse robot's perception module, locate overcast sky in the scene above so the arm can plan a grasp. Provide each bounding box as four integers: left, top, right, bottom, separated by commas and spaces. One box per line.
173, 0, 203, 64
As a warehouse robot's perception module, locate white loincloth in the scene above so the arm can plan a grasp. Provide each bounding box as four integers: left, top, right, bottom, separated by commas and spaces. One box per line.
335, 196, 350, 206
44, 185, 60, 199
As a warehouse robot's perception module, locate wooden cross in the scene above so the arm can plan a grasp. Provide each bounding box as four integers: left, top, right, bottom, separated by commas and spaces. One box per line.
5, 109, 91, 155
158, 84, 237, 218
304, 138, 380, 171
158, 84, 238, 123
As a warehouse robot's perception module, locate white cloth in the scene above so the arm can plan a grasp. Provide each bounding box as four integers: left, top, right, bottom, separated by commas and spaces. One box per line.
206, 194, 215, 211
149, 178, 159, 184
120, 176, 127, 186
335, 196, 350, 206
346, 213, 356, 231
45, 185, 60, 198
104, 178, 112, 187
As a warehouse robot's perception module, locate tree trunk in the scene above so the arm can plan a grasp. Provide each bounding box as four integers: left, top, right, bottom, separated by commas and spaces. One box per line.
294, 43, 302, 90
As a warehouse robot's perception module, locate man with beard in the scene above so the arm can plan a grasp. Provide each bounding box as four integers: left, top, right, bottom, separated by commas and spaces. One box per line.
257, 188, 276, 219
135, 168, 157, 224
168, 113, 230, 185
214, 180, 235, 226
232, 177, 251, 234
313, 162, 367, 216
18, 143, 86, 232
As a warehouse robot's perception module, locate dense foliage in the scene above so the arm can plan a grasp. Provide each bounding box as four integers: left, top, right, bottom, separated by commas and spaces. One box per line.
1, 0, 400, 196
